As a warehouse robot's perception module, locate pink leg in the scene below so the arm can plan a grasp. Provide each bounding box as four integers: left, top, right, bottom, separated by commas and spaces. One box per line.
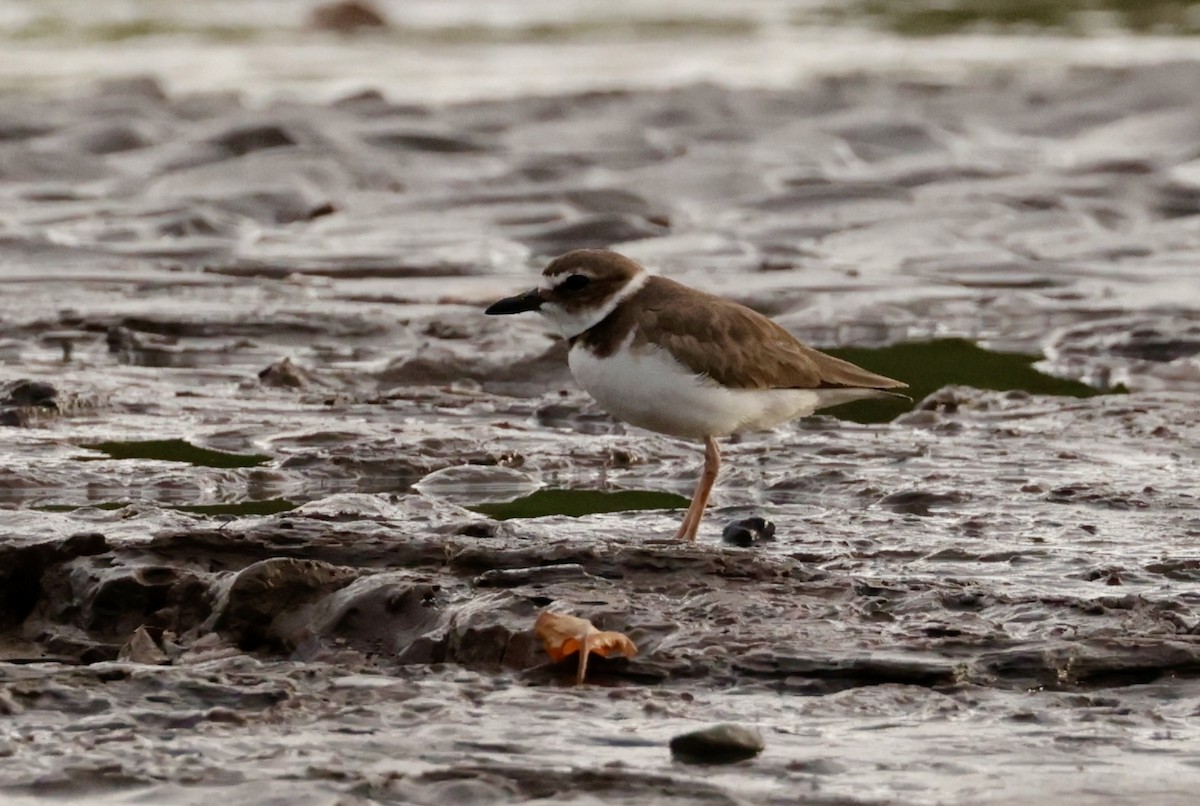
672, 437, 721, 542
576, 632, 591, 684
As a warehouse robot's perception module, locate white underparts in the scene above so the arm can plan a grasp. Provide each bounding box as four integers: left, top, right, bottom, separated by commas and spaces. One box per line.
568, 332, 885, 438
539, 270, 649, 339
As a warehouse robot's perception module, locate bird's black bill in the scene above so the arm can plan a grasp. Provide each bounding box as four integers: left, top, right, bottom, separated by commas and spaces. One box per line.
485, 288, 543, 315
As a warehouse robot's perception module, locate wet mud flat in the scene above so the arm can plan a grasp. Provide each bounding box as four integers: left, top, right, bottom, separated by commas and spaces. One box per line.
1, 60, 1200, 804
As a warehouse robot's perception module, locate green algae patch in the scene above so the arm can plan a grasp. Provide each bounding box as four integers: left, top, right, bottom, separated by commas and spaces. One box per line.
815, 0, 1200, 36
173, 499, 296, 516
824, 338, 1118, 424
472, 488, 688, 520
81, 439, 270, 469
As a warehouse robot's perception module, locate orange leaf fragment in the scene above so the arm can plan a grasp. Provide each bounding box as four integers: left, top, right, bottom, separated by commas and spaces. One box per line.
534, 611, 638, 684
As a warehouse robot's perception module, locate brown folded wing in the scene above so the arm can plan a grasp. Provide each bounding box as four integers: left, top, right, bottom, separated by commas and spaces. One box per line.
626, 278, 907, 391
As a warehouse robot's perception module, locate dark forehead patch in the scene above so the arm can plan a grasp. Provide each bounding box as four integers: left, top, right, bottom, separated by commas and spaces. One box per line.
543, 249, 642, 281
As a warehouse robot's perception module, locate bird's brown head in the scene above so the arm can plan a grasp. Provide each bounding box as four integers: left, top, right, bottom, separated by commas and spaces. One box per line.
485, 249, 648, 338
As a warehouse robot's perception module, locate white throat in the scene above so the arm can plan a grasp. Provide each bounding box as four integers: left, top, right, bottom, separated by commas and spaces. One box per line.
539, 270, 648, 339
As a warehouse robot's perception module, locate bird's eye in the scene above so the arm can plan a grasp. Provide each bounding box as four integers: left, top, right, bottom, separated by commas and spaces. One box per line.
560, 274, 591, 293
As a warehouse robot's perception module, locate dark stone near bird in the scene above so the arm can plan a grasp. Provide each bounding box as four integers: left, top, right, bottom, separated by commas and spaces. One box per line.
669, 724, 765, 765
722, 517, 776, 547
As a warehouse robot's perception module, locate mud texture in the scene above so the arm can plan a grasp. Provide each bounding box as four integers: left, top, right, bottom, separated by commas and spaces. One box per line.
1, 60, 1200, 805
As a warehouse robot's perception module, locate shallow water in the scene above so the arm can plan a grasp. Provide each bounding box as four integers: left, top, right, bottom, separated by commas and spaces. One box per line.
2, 9, 1200, 804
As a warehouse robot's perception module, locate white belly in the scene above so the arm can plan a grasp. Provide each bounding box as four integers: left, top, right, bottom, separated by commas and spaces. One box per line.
568, 339, 833, 439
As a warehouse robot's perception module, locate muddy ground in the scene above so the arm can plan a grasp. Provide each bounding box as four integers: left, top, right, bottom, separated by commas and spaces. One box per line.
1, 59, 1200, 804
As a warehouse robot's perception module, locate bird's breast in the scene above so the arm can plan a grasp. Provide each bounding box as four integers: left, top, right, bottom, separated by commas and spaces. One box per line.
567, 338, 821, 439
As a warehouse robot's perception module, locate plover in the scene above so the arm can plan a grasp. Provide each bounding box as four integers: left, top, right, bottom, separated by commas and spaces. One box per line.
486, 249, 907, 541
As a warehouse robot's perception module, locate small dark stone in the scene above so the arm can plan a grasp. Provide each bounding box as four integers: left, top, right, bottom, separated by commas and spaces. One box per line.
722, 517, 776, 548
669, 724, 764, 765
